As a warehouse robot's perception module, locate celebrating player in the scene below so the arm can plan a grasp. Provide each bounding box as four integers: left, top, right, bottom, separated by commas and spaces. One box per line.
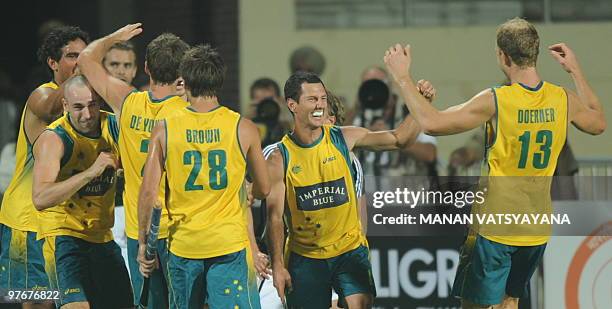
384, 17, 605, 309
137, 44, 270, 309
0, 26, 89, 309
266, 71, 434, 308
32, 75, 132, 308
77, 23, 190, 308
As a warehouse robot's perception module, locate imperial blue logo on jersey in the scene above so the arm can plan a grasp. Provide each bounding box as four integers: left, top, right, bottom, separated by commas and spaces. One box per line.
74, 168, 115, 196
294, 177, 348, 211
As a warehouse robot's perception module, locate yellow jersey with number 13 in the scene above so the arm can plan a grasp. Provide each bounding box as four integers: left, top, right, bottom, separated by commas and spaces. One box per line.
479, 81, 567, 246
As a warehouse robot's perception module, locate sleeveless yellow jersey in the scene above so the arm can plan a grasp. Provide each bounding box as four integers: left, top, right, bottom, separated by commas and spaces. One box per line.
119, 91, 189, 240
37, 111, 120, 243
164, 106, 248, 259
479, 81, 568, 246
279, 125, 365, 259
0, 81, 59, 232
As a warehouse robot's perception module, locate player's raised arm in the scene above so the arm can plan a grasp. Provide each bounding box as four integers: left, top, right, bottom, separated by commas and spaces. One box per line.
32, 131, 118, 210
341, 79, 436, 151
239, 117, 271, 199
384, 44, 496, 135
78, 23, 142, 116
548, 43, 606, 135
265, 149, 292, 303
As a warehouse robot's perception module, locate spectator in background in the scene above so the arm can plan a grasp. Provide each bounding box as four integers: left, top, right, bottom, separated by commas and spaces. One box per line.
352, 66, 438, 190
101, 41, 138, 271
249, 78, 291, 147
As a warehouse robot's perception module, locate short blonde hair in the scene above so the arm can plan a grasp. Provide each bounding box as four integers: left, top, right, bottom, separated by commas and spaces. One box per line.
326, 92, 346, 126
496, 17, 539, 68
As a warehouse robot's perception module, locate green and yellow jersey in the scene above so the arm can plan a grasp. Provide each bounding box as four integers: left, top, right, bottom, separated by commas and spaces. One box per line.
119, 91, 189, 240
37, 111, 120, 243
479, 81, 568, 246
164, 106, 249, 259
278, 125, 366, 259
0, 82, 59, 232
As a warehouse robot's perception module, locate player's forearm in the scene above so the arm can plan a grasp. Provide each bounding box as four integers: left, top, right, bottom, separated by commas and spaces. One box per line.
396, 76, 442, 132
391, 116, 421, 149
33, 170, 96, 210
267, 214, 285, 268
358, 196, 368, 235
137, 187, 157, 245
571, 70, 604, 114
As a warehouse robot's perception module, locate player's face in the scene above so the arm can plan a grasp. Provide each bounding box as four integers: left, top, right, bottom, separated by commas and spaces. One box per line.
103, 49, 137, 84
64, 86, 101, 134
53, 39, 87, 83
291, 82, 327, 129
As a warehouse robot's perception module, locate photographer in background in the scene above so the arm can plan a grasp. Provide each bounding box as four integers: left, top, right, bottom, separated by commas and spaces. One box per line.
249, 77, 291, 147
351, 66, 439, 190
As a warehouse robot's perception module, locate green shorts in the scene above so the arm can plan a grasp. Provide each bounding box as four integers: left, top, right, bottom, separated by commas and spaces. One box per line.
127, 236, 170, 309
167, 248, 260, 309
0, 224, 49, 291
286, 245, 376, 309
43, 235, 133, 308
451, 234, 546, 306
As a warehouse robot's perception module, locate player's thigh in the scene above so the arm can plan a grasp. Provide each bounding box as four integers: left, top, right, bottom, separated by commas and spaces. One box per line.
167, 251, 205, 309
205, 249, 260, 309
89, 240, 133, 308
286, 251, 332, 309
331, 245, 375, 308
126, 237, 169, 308
454, 235, 514, 307
44, 236, 90, 307
0, 226, 49, 290
505, 243, 546, 299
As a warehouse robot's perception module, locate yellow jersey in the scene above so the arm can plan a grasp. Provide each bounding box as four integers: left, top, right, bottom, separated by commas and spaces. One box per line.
119, 91, 189, 239
37, 111, 120, 243
278, 125, 365, 259
479, 81, 568, 246
0, 82, 59, 232
164, 106, 248, 259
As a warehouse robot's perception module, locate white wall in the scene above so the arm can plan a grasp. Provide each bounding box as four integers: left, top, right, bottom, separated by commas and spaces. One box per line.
240, 0, 612, 160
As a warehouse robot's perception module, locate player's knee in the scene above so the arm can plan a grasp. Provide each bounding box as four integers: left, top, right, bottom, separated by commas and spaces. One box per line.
343, 293, 373, 309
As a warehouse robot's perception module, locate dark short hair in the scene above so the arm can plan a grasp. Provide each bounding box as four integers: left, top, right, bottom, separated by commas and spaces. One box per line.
496, 17, 539, 68
179, 44, 225, 98
145, 33, 189, 84
37, 25, 89, 64
249, 77, 280, 99
283, 71, 324, 103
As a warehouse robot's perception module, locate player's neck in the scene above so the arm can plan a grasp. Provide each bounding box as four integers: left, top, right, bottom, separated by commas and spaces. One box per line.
188, 96, 219, 113
508, 66, 541, 88
292, 123, 323, 146
149, 82, 176, 100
